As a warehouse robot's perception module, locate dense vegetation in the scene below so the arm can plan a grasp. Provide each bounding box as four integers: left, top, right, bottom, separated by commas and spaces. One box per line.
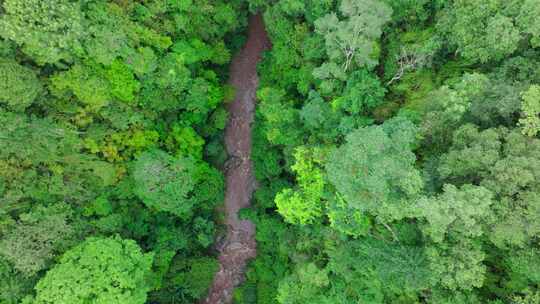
2, 0, 540, 304
235, 1, 540, 304
0, 0, 247, 303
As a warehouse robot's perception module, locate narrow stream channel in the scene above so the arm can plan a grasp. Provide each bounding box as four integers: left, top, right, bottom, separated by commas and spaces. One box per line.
202, 14, 271, 304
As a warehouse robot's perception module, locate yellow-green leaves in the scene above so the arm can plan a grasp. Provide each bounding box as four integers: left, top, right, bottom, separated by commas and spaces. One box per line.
106, 60, 140, 103
519, 85, 540, 137
276, 147, 325, 225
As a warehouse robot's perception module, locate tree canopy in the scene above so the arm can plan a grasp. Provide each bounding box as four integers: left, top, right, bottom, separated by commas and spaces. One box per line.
33, 236, 154, 304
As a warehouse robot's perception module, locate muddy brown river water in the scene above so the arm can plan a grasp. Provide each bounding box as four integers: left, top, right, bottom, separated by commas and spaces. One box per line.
202, 14, 271, 304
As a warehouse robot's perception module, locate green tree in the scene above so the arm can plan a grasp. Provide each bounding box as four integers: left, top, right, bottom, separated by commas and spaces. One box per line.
421, 73, 489, 152
0, 111, 109, 208
314, 0, 392, 71
275, 147, 325, 225
0, 203, 74, 276
257, 87, 302, 146
34, 236, 154, 304
132, 149, 197, 218
416, 184, 494, 243
276, 263, 330, 304
327, 237, 432, 296
418, 185, 493, 291
0, 259, 34, 304
417, 184, 494, 291
437, 125, 540, 249
50, 63, 111, 110
81, 2, 171, 66
132, 149, 223, 218
519, 85, 540, 137
106, 60, 140, 103
326, 117, 423, 221
183, 257, 219, 299
438, 0, 521, 63
517, 0, 540, 47
0, 0, 84, 64
0, 60, 42, 111
326, 194, 371, 237
504, 248, 540, 294
336, 69, 386, 115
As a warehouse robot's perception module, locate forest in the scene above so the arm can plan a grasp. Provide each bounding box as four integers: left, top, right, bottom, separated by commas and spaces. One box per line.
1, 0, 540, 304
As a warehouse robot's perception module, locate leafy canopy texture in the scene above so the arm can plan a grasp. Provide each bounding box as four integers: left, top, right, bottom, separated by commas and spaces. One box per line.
0, 203, 74, 277
326, 117, 423, 221
314, 0, 392, 71
132, 149, 223, 218
0, 59, 42, 111
133, 149, 197, 217
438, 0, 540, 63
0, 0, 84, 64
417, 184, 494, 291
34, 236, 154, 304
275, 147, 325, 224
519, 85, 540, 137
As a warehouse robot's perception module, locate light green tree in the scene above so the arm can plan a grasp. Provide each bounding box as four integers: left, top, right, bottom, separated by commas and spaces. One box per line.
438, 0, 521, 63
34, 236, 154, 304
276, 263, 330, 304
417, 184, 494, 291
275, 147, 325, 225
0, 0, 84, 64
314, 0, 392, 71
518, 85, 540, 137
438, 125, 540, 249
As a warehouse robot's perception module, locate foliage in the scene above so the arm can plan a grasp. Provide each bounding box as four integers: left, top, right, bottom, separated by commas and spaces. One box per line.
438, 0, 520, 63
0, 203, 75, 276
326, 117, 423, 221
0, 260, 35, 304
182, 257, 219, 299
132, 149, 197, 218
245, 1, 540, 303
0, 60, 42, 111
34, 236, 154, 304
0, 0, 84, 64
275, 147, 325, 224
314, 0, 392, 71
0, 0, 243, 301
417, 184, 494, 290
519, 85, 540, 137
3, 0, 540, 302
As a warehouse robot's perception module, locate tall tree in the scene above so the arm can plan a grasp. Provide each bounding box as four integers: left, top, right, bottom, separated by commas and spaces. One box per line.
0, 60, 42, 111
0, 0, 84, 64
314, 0, 392, 71
34, 236, 154, 304
326, 117, 423, 221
